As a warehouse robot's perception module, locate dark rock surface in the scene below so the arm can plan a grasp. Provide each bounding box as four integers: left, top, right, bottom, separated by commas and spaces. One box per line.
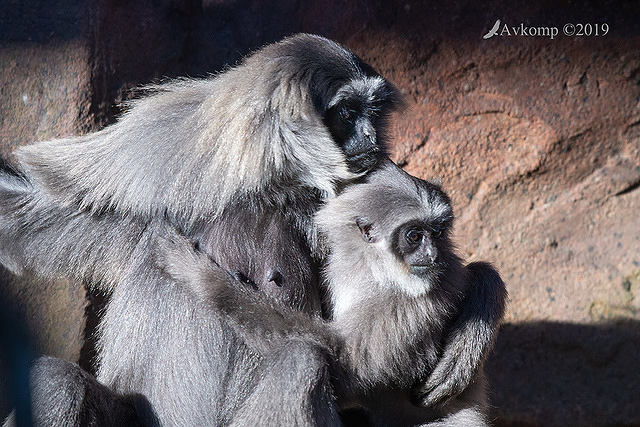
1, 0, 639, 424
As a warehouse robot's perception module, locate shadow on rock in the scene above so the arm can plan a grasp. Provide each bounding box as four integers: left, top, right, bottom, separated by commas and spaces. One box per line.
487, 321, 640, 426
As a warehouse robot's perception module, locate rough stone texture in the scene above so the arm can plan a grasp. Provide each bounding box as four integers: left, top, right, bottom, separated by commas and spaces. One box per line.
1, 0, 639, 424
0, 0, 93, 418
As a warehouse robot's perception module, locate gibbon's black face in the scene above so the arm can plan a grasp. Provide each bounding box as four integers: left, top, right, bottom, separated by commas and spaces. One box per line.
323, 81, 397, 174
348, 165, 455, 280
393, 218, 452, 276
324, 100, 375, 172
276, 34, 401, 175
354, 204, 453, 278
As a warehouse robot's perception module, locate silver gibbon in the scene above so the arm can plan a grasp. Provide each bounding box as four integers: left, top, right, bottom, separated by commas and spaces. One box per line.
0, 34, 401, 311
0, 34, 405, 426
0, 34, 501, 425
159, 160, 507, 426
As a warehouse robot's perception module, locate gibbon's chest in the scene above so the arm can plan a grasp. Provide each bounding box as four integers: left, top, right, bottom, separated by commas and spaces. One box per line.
194, 201, 323, 314
333, 288, 450, 383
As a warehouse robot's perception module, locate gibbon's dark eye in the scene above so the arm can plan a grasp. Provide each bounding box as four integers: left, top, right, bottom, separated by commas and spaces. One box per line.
431, 227, 443, 239
405, 229, 423, 245
339, 106, 354, 123
430, 222, 448, 239
324, 104, 355, 148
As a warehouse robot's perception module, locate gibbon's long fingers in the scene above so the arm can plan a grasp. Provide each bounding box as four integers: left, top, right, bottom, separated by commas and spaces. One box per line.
411, 321, 486, 407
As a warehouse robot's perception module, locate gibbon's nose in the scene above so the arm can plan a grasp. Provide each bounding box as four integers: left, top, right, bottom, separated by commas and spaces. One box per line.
350, 122, 377, 156
364, 130, 374, 143
412, 239, 438, 267
362, 124, 376, 147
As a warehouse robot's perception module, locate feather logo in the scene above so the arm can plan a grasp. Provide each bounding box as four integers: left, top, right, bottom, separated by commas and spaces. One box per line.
483, 19, 501, 39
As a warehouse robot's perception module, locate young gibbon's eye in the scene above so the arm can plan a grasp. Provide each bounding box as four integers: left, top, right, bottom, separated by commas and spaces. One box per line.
405, 229, 423, 244
431, 228, 443, 239
429, 223, 447, 239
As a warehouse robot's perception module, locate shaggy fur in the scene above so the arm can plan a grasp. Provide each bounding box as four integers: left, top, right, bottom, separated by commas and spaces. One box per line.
0, 34, 401, 426
160, 161, 507, 426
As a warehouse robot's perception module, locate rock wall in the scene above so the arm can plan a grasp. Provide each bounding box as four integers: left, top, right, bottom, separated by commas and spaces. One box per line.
1, 0, 639, 424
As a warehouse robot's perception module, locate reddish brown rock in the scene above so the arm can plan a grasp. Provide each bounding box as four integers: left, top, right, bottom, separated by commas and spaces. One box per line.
1, 0, 639, 424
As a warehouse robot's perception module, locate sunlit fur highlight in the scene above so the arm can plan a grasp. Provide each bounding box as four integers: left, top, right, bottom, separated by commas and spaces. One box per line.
0, 34, 403, 426
161, 160, 506, 425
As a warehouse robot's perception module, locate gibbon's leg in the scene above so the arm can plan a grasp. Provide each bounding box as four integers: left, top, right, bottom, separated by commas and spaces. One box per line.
230, 341, 340, 427
2, 357, 145, 427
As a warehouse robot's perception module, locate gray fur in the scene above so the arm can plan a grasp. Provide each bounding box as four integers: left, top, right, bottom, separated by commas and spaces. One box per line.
0, 31, 403, 313
3, 357, 145, 427
319, 162, 507, 411
0, 169, 151, 289
0, 34, 403, 425
12, 35, 399, 229
160, 160, 507, 426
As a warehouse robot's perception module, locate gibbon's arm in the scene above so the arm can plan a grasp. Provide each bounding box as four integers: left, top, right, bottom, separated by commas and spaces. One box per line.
412, 261, 507, 407
0, 165, 150, 290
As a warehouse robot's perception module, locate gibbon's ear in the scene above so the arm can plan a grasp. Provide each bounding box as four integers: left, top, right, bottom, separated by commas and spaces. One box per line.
356, 217, 377, 243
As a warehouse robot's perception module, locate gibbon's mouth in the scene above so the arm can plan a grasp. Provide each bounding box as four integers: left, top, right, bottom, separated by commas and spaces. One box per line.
409, 263, 442, 277
347, 152, 380, 174
409, 265, 430, 275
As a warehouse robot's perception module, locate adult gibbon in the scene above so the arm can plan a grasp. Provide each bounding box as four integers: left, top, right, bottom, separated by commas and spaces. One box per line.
0, 34, 500, 425
1, 34, 399, 425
